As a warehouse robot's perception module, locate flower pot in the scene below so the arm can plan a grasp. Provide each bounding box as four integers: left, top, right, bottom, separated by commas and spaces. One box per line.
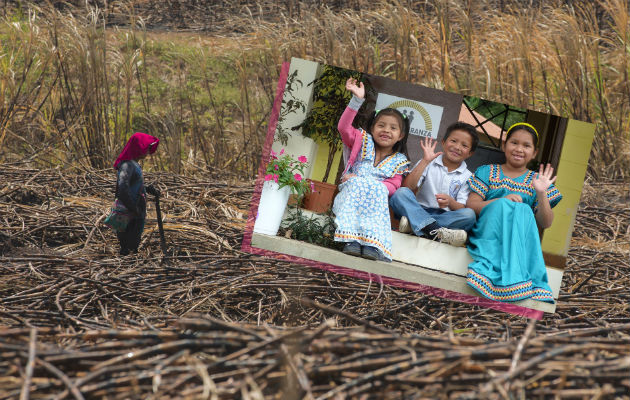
302, 179, 337, 213
254, 181, 291, 236
287, 194, 300, 207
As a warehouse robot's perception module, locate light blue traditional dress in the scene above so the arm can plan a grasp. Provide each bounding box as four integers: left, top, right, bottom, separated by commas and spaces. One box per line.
466, 164, 562, 303
333, 129, 409, 261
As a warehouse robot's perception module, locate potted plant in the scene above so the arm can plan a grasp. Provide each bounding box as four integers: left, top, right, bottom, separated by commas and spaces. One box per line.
280, 206, 343, 251
294, 65, 362, 213
253, 149, 312, 236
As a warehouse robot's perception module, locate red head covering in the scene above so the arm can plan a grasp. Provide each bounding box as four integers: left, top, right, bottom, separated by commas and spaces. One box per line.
113, 132, 159, 170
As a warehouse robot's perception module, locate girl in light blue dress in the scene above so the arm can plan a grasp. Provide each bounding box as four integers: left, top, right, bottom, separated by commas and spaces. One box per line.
334, 78, 410, 262
466, 123, 562, 303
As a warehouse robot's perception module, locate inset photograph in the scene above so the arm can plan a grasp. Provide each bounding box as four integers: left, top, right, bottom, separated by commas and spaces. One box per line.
243, 57, 595, 319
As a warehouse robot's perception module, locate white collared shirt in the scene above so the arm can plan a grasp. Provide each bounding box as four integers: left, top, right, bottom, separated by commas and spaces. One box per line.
414, 155, 472, 211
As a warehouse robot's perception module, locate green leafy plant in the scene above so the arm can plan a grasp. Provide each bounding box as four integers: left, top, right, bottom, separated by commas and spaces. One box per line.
275, 69, 306, 146
294, 64, 362, 183
464, 96, 526, 141
281, 207, 341, 250
264, 149, 312, 197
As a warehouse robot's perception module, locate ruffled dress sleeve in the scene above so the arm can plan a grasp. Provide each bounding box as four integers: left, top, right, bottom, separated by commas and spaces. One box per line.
382, 154, 410, 196
392, 156, 411, 176
545, 184, 562, 208
467, 164, 491, 200
534, 183, 562, 212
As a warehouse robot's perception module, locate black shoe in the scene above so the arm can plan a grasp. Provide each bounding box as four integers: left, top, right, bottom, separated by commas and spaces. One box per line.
342, 242, 362, 257
361, 245, 380, 261
120, 248, 130, 256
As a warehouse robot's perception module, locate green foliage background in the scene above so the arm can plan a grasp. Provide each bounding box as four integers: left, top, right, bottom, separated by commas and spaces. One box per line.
296, 65, 362, 182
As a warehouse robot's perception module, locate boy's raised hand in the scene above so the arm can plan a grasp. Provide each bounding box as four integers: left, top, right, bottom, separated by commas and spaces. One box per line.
420, 137, 442, 162
532, 163, 557, 193
345, 78, 365, 99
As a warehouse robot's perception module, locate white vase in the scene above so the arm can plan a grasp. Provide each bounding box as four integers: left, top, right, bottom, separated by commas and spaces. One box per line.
253, 181, 291, 236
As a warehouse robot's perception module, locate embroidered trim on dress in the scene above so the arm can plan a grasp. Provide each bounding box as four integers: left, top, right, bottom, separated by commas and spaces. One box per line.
467, 269, 554, 303
488, 164, 536, 197
468, 175, 489, 199
359, 129, 409, 177
334, 232, 393, 258
392, 160, 410, 175
375, 154, 409, 177
360, 129, 369, 161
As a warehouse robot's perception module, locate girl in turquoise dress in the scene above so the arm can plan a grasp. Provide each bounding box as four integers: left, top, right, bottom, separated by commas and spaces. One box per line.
466, 123, 562, 303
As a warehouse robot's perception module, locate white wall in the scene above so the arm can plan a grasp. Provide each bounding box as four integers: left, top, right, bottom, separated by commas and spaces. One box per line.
271, 58, 320, 179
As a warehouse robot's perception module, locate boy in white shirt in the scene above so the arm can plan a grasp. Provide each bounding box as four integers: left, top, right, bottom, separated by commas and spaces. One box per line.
389, 122, 478, 246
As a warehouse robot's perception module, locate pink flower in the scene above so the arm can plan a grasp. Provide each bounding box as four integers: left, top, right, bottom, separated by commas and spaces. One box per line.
273, 174, 279, 183
270, 150, 277, 160
274, 164, 279, 170
279, 148, 285, 155
298, 155, 307, 163
294, 173, 302, 181
264, 174, 273, 181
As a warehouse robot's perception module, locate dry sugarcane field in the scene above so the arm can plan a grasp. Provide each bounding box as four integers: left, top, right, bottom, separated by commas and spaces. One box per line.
1, 0, 630, 399
0, 166, 628, 399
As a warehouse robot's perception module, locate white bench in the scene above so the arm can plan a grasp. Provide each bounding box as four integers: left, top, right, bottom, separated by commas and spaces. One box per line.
259, 208, 559, 313
391, 230, 563, 300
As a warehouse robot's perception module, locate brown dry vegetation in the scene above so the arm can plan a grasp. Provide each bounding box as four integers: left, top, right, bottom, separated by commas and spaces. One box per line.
1, 0, 629, 179
1, 0, 629, 398
0, 167, 628, 398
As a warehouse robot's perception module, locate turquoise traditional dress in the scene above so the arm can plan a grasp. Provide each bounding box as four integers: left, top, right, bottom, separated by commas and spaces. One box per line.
333, 129, 409, 261
466, 164, 562, 303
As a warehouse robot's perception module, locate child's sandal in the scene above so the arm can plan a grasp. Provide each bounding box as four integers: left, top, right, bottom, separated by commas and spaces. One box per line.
360, 245, 380, 261
342, 242, 362, 257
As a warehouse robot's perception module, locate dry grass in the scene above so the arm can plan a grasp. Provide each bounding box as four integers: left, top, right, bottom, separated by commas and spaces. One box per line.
1, 2, 628, 397
1, 0, 628, 180
0, 1, 276, 176
0, 167, 628, 398
236, 0, 629, 178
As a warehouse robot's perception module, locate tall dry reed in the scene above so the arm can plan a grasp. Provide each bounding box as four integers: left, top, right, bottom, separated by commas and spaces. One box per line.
0, 0, 627, 180
0, 2, 277, 178
238, 0, 629, 179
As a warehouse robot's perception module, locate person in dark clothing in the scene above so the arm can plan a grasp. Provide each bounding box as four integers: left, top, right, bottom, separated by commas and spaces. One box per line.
113, 132, 160, 255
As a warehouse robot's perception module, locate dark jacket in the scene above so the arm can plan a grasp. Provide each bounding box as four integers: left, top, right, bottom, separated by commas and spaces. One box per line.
116, 160, 146, 218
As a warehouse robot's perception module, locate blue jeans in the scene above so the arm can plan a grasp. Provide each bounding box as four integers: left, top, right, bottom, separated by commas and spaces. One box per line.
389, 187, 476, 236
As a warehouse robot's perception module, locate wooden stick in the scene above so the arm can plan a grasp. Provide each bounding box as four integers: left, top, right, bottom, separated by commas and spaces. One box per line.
19, 328, 37, 400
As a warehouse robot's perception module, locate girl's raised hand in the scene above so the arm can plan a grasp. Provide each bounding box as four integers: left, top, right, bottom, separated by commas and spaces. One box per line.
345, 78, 365, 99
532, 163, 557, 194
420, 137, 442, 162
